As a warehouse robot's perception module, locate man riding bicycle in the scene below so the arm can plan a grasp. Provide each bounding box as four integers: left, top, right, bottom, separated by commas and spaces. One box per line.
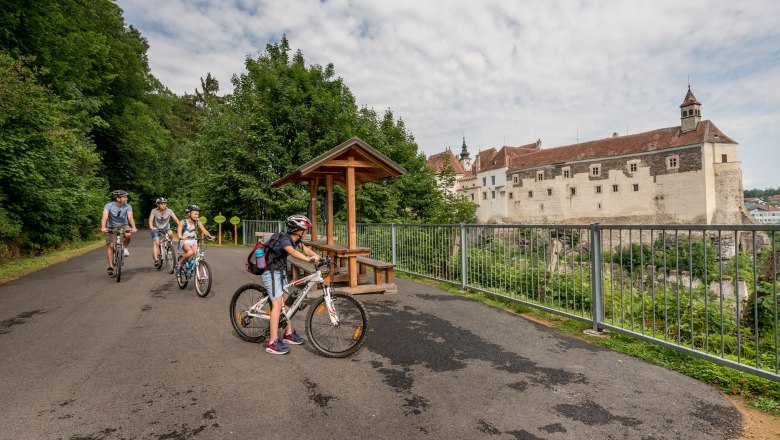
148, 197, 180, 267
100, 190, 137, 276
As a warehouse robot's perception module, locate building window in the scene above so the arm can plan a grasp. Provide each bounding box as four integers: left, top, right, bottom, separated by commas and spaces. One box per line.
509, 192, 513, 199
471, 194, 474, 201
528, 191, 533, 198
536, 171, 544, 182
633, 184, 639, 192
590, 165, 600, 177
667, 156, 679, 169
513, 175, 519, 184
540, 203, 544, 211
597, 202, 602, 209
722, 154, 728, 163
563, 168, 570, 178
491, 191, 496, 199
612, 184, 619, 192
595, 185, 602, 194
483, 192, 487, 200
570, 187, 576, 196
491, 176, 496, 185
629, 162, 637, 173
547, 188, 552, 196
482, 177, 486, 186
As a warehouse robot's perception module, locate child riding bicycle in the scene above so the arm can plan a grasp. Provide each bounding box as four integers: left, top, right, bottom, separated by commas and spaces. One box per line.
175, 205, 214, 274
149, 197, 180, 266
100, 190, 137, 276
262, 215, 321, 355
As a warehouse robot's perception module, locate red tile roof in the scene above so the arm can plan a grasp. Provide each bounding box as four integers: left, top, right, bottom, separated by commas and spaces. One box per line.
680, 87, 701, 107
426, 149, 466, 174
479, 142, 540, 172
509, 120, 735, 171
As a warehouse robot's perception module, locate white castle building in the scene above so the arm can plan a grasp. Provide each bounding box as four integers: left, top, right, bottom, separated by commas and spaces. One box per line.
427, 88, 751, 225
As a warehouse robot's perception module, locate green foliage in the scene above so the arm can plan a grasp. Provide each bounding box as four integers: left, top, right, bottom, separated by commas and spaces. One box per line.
195, 38, 449, 223
0, 52, 106, 248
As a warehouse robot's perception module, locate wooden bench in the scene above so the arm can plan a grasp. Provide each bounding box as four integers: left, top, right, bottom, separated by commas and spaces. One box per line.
288, 256, 315, 280
356, 256, 395, 284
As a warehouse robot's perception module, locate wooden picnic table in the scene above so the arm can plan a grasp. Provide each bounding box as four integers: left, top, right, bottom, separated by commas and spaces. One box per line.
303, 240, 370, 287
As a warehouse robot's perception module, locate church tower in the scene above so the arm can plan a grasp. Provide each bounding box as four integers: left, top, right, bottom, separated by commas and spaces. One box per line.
459, 136, 472, 171
680, 86, 702, 133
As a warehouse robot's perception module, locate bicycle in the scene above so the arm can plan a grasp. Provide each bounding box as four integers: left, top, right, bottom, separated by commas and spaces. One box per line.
176, 237, 213, 297
106, 227, 130, 283
153, 229, 178, 274
229, 256, 368, 358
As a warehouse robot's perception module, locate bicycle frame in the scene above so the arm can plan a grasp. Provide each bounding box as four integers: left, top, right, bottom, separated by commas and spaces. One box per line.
246, 260, 339, 326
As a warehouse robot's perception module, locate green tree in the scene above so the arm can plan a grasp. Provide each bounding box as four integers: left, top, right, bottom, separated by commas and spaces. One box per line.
0, 52, 105, 250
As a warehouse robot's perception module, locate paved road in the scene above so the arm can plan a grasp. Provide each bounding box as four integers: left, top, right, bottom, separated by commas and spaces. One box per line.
0, 232, 742, 439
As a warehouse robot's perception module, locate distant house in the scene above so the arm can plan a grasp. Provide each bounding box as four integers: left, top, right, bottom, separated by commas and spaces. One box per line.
426, 147, 465, 194
749, 205, 780, 224
427, 87, 750, 225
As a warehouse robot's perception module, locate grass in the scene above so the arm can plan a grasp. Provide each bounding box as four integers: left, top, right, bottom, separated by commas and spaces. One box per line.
0, 239, 104, 285
397, 272, 780, 417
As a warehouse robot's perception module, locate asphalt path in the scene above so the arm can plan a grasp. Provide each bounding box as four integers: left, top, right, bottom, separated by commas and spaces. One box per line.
0, 231, 743, 439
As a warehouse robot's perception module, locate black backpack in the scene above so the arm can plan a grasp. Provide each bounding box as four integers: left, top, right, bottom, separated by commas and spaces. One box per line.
246, 232, 284, 275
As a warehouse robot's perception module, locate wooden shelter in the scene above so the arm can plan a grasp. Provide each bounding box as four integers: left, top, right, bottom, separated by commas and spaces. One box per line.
271, 137, 406, 293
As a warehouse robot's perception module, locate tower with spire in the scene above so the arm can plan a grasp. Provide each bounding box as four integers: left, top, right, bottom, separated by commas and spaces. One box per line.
459, 136, 473, 171
680, 86, 702, 133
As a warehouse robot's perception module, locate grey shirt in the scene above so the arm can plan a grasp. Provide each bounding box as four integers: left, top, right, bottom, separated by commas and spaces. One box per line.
151, 208, 175, 230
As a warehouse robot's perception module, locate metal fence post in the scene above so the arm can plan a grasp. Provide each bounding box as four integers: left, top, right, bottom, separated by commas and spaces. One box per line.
461, 223, 467, 289
391, 223, 397, 265
589, 223, 604, 332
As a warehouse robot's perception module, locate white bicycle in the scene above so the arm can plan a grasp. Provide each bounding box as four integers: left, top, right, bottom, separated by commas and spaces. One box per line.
229, 256, 368, 358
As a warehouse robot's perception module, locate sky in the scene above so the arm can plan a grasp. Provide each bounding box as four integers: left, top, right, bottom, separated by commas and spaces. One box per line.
116, 0, 780, 190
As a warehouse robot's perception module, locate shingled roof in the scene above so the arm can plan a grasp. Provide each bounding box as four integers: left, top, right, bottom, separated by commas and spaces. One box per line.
427, 149, 466, 174
509, 120, 735, 171
479, 142, 541, 172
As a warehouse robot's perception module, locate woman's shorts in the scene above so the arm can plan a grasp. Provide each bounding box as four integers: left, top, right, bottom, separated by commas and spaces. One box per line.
261, 269, 288, 300
181, 239, 198, 249
151, 227, 170, 240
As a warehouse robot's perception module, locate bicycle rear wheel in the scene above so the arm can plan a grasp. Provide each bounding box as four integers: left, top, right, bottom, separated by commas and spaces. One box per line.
115, 245, 123, 283
306, 291, 368, 358
165, 242, 177, 274
195, 260, 212, 298
229, 283, 270, 343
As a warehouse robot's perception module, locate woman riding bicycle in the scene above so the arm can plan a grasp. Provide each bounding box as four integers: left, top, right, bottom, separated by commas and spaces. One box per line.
262, 215, 321, 355
175, 205, 214, 275
149, 197, 180, 267
100, 190, 137, 276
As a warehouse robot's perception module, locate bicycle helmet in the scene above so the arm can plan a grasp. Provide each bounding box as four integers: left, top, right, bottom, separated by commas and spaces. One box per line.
156, 197, 168, 204
111, 190, 128, 200
286, 215, 312, 232
185, 204, 201, 213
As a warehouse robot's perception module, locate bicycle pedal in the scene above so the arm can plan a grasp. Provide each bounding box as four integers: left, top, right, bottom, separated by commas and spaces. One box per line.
298, 303, 308, 311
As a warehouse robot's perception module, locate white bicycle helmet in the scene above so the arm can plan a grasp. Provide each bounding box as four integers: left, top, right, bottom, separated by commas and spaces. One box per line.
286, 215, 312, 232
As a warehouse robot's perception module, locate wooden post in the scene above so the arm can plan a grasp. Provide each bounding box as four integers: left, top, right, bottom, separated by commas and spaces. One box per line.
309, 179, 318, 241
234, 224, 238, 245
218, 222, 222, 245
346, 161, 358, 287
326, 175, 334, 245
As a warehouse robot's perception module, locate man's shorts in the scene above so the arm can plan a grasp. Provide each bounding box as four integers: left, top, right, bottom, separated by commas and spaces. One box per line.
151, 227, 170, 240
261, 269, 288, 301
106, 225, 131, 245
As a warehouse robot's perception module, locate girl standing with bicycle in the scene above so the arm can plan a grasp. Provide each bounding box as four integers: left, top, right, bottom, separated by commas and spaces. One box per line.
148, 197, 180, 268
100, 190, 137, 276
175, 205, 214, 275
262, 215, 320, 355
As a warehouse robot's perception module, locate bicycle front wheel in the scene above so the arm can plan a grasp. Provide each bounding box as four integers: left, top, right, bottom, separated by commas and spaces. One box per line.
306, 291, 368, 358
195, 260, 212, 298
115, 245, 123, 283
165, 243, 177, 274
229, 283, 270, 343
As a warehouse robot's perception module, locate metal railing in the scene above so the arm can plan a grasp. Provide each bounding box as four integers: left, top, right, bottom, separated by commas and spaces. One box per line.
244, 220, 780, 381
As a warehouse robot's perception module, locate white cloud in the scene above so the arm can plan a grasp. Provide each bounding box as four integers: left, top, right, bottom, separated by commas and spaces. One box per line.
116, 0, 780, 188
